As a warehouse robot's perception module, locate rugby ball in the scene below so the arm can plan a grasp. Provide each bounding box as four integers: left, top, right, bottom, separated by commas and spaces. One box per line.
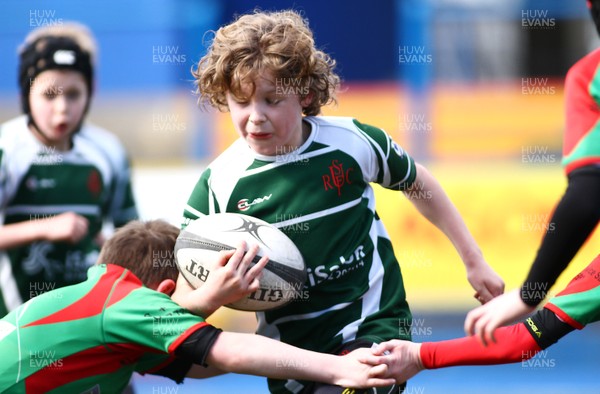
175, 213, 306, 311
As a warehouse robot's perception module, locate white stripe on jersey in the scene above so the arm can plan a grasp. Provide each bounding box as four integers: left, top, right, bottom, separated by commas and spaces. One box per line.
257, 300, 354, 341
184, 204, 206, 219
0, 252, 23, 312
242, 146, 337, 178
337, 217, 386, 342
271, 197, 363, 228
5, 204, 101, 217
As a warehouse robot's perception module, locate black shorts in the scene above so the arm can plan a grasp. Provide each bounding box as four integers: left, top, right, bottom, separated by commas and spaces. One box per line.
301, 339, 403, 394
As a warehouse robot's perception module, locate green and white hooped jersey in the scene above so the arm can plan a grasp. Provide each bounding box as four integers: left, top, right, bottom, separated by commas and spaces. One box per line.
0, 116, 138, 316
183, 116, 416, 393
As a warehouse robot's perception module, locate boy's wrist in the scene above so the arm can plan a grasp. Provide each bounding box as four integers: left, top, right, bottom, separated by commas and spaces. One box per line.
460, 247, 485, 269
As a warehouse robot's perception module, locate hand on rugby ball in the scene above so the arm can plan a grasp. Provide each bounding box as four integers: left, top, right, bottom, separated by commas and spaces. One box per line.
173, 241, 268, 317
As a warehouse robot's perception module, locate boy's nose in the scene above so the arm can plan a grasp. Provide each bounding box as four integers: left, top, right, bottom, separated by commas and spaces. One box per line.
249, 109, 267, 124
53, 95, 68, 113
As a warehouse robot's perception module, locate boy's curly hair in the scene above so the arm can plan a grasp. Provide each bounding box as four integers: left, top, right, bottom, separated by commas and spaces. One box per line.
192, 9, 340, 116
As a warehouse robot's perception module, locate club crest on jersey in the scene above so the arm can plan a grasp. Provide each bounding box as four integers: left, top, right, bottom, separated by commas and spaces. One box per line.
237, 194, 272, 211
322, 159, 353, 196
87, 169, 102, 198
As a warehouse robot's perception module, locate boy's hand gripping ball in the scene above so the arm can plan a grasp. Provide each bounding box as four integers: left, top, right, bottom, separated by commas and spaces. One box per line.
175, 213, 306, 311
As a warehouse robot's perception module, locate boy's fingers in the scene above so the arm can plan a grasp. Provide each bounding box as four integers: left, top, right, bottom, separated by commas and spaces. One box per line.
248, 278, 261, 293
370, 340, 397, 355
367, 378, 397, 387
361, 355, 384, 366
368, 363, 389, 377
217, 249, 236, 267
226, 241, 247, 270
246, 255, 268, 280
238, 243, 259, 273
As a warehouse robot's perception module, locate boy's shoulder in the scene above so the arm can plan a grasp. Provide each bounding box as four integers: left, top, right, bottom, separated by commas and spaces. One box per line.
77, 123, 127, 153
0, 115, 30, 146
75, 123, 131, 169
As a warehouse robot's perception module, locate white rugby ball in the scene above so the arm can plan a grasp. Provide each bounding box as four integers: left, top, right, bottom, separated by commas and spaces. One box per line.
175, 213, 306, 311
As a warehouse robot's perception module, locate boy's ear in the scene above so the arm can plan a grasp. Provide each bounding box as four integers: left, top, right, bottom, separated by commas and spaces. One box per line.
156, 279, 176, 296
300, 91, 314, 108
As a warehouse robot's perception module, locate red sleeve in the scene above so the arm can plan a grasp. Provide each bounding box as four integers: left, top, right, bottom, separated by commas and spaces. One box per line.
420, 323, 541, 369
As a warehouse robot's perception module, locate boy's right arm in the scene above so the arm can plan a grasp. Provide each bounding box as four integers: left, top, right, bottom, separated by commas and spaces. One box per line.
170, 242, 267, 318
191, 331, 395, 388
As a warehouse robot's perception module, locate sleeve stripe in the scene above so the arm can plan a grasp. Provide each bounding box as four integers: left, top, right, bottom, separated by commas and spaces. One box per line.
184, 204, 205, 219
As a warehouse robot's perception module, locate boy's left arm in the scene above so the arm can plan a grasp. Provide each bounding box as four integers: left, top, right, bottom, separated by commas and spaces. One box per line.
404, 163, 504, 303
198, 332, 394, 388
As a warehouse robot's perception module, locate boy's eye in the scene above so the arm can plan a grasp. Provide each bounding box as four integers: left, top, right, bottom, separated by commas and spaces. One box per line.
65, 90, 81, 100
43, 91, 57, 100
232, 98, 249, 105
266, 98, 281, 105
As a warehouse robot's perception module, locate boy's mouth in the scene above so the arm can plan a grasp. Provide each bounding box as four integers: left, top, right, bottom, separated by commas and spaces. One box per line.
248, 132, 272, 139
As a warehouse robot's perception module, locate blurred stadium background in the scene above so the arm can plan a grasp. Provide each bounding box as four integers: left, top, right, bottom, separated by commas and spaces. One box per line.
1, 0, 599, 392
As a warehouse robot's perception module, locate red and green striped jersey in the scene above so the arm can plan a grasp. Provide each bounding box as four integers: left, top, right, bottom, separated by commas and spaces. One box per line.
0, 116, 138, 316
0, 264, 208, 393
563, 48, 600, 174
183, 116, 416, 393
545, 254, 600, 330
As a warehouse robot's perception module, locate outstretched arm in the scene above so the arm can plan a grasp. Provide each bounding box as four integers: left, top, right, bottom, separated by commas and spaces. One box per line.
194, 333, 395, 388
366, 308, 575, 383
404, 163, 505, 303
465, 173, 600, 344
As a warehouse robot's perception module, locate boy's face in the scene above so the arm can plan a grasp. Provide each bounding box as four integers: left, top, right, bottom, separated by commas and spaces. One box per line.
28, 69, 88, 151
226, 72, 309, 156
